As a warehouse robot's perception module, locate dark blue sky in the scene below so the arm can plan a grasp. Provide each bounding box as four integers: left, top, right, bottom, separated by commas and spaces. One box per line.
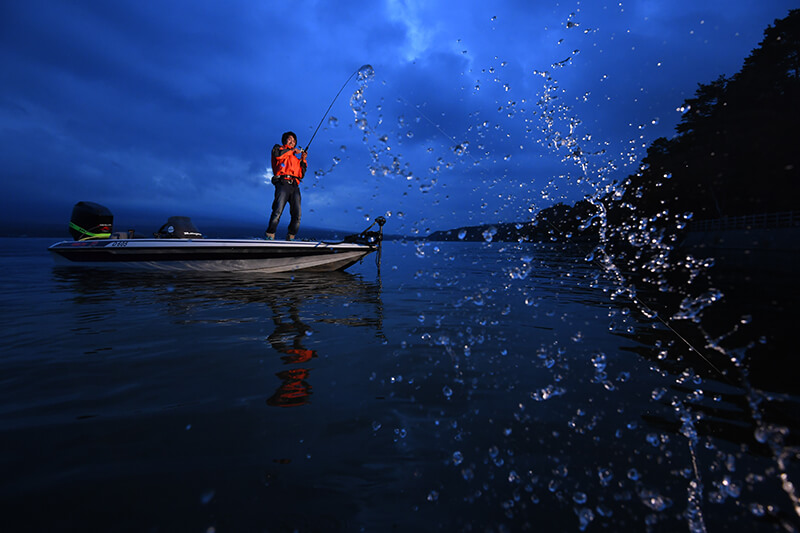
1, 1, 795, 236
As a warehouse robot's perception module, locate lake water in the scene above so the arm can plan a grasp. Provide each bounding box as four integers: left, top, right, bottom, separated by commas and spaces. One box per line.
1, 237, 798, 532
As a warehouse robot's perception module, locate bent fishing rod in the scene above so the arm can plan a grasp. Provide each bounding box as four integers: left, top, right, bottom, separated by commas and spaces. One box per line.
302, 64, 372, 154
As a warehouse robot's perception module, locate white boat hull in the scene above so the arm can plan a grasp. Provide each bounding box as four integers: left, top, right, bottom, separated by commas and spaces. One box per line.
48, 238, 376, 273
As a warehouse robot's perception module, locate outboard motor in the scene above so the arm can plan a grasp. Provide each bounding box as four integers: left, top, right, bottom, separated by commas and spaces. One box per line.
69, 201, 113, 241
154, 216, 203, 239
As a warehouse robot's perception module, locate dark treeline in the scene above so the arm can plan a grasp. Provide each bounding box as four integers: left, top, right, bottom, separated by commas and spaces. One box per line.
429, 9, 799, 244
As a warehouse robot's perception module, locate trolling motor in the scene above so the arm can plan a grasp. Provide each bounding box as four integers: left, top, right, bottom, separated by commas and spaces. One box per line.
344, 216, 386, 271
344, 216, 385, 246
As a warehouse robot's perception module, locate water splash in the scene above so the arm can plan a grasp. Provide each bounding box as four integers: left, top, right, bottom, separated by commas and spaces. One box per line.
344, 8, 797, 529
357, 64, 375, 82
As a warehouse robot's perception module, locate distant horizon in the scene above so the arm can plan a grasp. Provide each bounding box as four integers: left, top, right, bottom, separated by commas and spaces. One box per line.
0, 198, 507, 239
0, 212, 387, 240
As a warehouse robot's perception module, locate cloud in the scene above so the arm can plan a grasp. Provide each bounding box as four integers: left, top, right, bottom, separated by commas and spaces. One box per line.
1, 0, 797, 235
384, 0, 438, 62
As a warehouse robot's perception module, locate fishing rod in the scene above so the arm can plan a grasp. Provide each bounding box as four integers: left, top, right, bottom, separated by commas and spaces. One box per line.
303, 64, 373, 153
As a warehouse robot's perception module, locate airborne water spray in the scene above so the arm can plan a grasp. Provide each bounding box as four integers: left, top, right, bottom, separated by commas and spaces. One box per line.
304, 64, 374, 153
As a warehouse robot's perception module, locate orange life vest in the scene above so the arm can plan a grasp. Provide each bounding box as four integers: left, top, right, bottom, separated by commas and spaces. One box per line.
271, 144, 307, 183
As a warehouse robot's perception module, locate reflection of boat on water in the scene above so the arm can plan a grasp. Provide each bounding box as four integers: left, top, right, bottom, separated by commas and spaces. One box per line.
53, 268, 385, 331
257, 272, 384, 407
48, 201, 384, 273
52, 268, 386, 349
54, 266, 385, 408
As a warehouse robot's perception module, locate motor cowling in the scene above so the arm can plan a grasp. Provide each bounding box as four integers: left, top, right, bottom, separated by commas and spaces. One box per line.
69, 201, 113, 241
154, 216, 203, 239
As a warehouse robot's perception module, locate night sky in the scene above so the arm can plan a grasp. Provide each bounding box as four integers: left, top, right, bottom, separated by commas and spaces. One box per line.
1, 1, 795, 236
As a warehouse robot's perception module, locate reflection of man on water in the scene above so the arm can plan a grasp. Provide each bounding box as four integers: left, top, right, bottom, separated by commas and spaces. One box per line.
266, 302, 317, 407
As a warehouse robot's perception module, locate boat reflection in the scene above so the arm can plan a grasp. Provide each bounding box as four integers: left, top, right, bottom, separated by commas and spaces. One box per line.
52, 268, 384, 408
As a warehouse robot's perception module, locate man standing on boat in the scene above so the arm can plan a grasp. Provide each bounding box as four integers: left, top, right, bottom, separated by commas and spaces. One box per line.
266, 131, 307, 241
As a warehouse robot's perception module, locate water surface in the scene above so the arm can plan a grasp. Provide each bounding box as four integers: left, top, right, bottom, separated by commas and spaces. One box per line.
0, 237, 797, 531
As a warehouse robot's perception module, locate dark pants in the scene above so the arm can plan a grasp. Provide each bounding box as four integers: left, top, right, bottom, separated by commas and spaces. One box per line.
267, 179, 301, 236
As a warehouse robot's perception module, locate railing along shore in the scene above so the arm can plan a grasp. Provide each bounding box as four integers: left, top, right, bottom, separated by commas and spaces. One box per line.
690, 211, 800, 232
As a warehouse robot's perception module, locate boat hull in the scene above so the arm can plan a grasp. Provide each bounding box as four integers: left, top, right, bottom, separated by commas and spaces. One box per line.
48, 238, 376, 273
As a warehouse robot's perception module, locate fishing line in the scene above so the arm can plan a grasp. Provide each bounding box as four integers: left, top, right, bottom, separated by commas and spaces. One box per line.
399, 91, 730, 385
391, 47, 797, 527
687, 437, 709, 533
542, 218, 732, 384
396, 96, 482, 166
400, 93, 784, 525
304, 64, 373, 153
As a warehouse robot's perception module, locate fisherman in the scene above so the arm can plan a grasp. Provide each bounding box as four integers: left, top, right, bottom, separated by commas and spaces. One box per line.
266, 131, 307, 240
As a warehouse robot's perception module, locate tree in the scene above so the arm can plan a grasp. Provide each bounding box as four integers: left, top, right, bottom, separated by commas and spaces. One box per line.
617, 9, 799, 219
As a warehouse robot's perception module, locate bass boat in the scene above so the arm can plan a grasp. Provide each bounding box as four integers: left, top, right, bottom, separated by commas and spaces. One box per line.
48, 202, 384, 273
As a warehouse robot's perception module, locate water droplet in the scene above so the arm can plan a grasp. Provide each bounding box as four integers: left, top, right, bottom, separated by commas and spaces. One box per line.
638, 488, 672, 511
719, 476, 741, 498
577, 507, 594, 531
598, 468, 613, 486
453, 142, 470, 156
591, 353, 607, 372
357, 64, 374, 81
482, 227, 498, 242
651, 387, 667, 400
749, 503, 765, 516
